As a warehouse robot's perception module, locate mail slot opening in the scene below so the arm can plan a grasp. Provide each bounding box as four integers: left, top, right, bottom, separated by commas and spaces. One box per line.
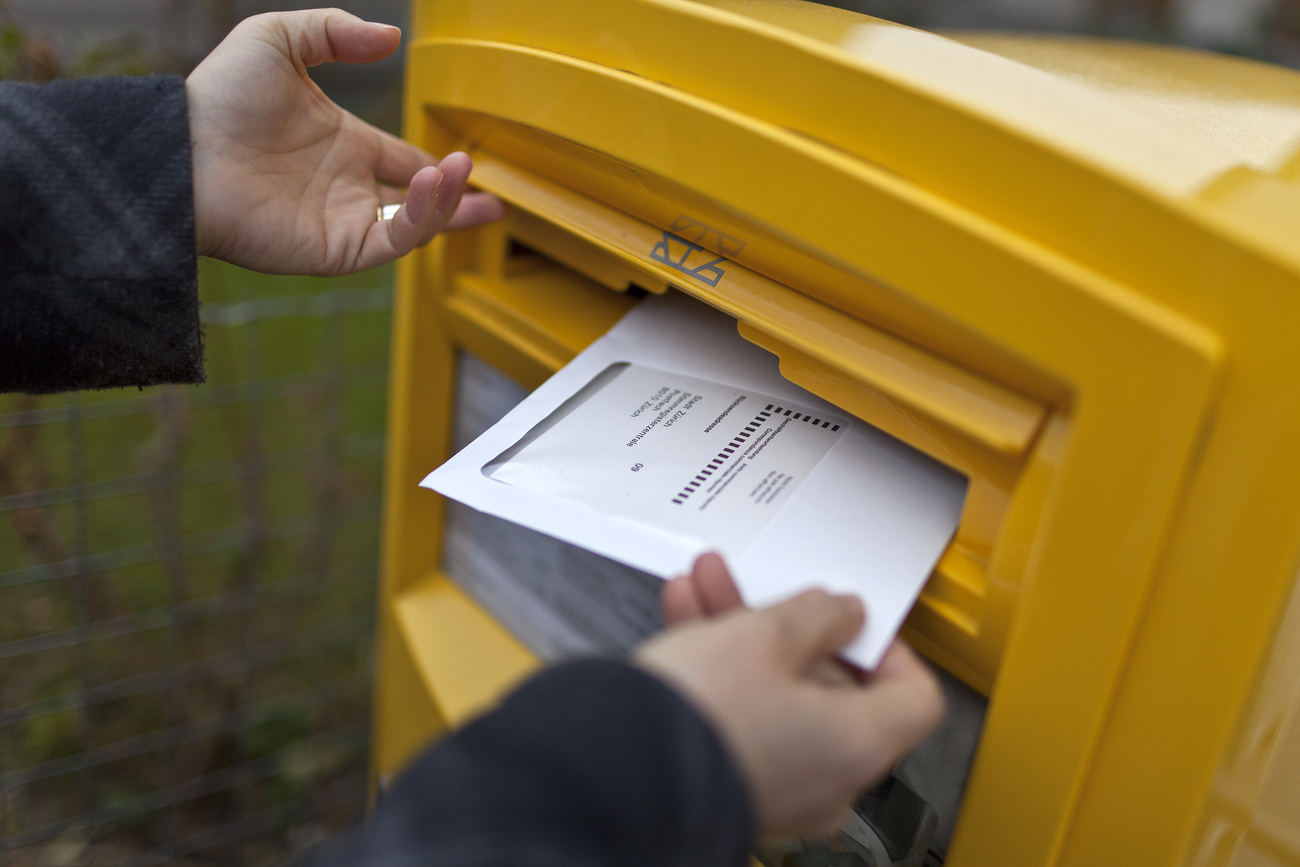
419, 93, 1065, 698
505, 238, 541, 266
446, 165, 1055, 694
436, 148, 1061, 694
413, 114, 1061, 693
437, 219, 641, 393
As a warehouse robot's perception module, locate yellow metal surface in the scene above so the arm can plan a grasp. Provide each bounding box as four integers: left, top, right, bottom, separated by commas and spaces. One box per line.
394, 575, 538, 729
376, 2, 1300, 865
947, 35, 1300, 176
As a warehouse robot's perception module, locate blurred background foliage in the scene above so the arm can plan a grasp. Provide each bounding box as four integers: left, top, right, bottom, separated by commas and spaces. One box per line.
0, 1, 160, 82
1, 255, 395, 866
0, 1, 401, 863
4, 0, 1300, 865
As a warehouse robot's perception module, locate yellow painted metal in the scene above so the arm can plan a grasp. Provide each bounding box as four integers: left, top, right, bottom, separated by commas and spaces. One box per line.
393, 575, 538, 729
377, 2, 1300, 865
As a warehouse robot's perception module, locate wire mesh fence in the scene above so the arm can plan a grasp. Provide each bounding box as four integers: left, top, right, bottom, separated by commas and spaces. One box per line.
0, 260, 393, 866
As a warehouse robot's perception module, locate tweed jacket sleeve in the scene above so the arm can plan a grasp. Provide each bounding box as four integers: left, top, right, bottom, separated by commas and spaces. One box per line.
0, 75, 202, 393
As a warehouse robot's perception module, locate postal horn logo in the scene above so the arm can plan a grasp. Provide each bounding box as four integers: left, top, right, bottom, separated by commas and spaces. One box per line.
650, 216, 747, 288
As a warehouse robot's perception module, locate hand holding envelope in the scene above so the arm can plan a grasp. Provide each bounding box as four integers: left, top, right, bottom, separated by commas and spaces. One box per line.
639, 553, 944, 837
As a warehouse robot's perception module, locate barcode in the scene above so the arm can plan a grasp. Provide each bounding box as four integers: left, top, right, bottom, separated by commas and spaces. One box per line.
673, 408, 774, 504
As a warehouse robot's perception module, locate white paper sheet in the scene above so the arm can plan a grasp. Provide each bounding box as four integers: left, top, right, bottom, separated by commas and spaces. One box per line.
424, 292, 968, 668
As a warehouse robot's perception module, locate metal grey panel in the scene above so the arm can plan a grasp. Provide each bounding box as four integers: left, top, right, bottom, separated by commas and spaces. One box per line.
442, 353, 661, 661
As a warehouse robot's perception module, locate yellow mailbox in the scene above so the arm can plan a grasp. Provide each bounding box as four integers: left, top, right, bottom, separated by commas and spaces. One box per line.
374, 2, 1300, 865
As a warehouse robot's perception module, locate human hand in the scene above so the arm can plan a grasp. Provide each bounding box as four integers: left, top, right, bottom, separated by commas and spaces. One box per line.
638, 554, 944, 837
186, 9, 505, 276
664, 552, 858, 688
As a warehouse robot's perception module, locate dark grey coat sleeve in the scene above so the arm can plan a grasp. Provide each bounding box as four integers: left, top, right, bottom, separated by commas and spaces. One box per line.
313, 659, 755, 867
0, 75, 203, 394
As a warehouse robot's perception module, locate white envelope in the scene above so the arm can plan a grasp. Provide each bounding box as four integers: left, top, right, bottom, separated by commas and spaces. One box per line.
424, 292, 967, 668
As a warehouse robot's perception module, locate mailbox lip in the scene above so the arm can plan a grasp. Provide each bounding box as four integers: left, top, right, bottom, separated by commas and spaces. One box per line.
465, 150, 1051, 462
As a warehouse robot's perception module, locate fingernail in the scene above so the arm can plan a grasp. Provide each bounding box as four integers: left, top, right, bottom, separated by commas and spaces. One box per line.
430, 167, 443, 195
376, 23, 400, 33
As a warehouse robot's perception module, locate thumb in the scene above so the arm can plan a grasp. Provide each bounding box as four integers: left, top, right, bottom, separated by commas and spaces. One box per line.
759, 590, 865, 672
251, 9, 402, 67
690, 552, 746, 616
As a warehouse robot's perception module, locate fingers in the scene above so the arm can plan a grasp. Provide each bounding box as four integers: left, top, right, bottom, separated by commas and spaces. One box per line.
872, 642, 945, 734
872, 639, 933, 684
691, 553, 746, 616
634, 599, 936, 839
347, 164, 441, 272
375, 127, 439, 188
807, 657, 863, 688
351, 152, 502, 272
663, 553, 746, 628
386, 163, 448, 251
369, 121, 505, 229
446, 193, 510, 231
762, 590, 865, 671
662, 575, 705, 627
838, 642, 945, 762
253, 9, 402, 68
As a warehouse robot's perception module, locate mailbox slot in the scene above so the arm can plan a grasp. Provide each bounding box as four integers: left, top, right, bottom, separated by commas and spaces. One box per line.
435, 146, 1059, 695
